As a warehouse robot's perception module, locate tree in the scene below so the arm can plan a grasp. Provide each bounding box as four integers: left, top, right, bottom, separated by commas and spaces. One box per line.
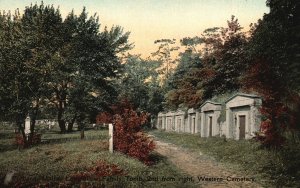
118, 54, 164, 117
163, 16, 248, 110
0, 2, 132, 138
164, 45, 203, 109
151, 39, 179, 83
39, 7, 131, 133
20, 3, 64, 138
0, 10, 32, 143
201, 16, 248, 96
242, 0, 300, 147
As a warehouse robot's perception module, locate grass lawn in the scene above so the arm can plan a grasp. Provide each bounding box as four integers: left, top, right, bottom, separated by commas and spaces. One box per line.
150, 130, 300, 187
0, 126, 197, 187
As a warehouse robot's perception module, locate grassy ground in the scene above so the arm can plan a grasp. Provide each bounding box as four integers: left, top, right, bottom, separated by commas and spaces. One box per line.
0, 126, 197, 187
150, 130, 300, 187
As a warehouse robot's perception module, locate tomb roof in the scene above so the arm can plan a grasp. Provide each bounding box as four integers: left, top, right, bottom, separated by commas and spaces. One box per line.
225, 93, 261, 104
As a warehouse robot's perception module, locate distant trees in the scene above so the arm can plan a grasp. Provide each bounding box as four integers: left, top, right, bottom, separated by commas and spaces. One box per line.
152, 39, 179, 83
117, 54, 164, 118
164, 16, 248, 109
164, 41, 203, 109
162, 0, 300, 147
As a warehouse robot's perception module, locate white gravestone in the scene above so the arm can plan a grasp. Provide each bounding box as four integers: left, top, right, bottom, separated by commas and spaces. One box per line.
109, 123, 113, 153
24, 116, 31, 135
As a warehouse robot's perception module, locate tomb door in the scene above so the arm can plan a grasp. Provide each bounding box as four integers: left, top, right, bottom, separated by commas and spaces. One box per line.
159, 119, 162, 129
239, 115, 246, 139
178, 118, 182, 132
209, 116, 212, 137
192, 117, 195, 134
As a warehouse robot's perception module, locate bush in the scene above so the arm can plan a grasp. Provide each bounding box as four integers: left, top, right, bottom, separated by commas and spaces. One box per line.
68, 160, 125, 183
15, 133, 42, 148
96, 100, 156, 165
113, 107, 156, 165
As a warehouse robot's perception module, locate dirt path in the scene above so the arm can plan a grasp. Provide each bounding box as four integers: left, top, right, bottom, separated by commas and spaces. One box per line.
153, 137, 261, 188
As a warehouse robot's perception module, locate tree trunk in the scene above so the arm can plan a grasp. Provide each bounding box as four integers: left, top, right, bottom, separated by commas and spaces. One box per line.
80, 128, 85, 139
67, 113, 77, 132
16, 114, 27, 148
78, 120, 85, 139
57, 95, 66, 133
56, 83, 67, 133
29, 100, 39, 143
58, 108, 66, 133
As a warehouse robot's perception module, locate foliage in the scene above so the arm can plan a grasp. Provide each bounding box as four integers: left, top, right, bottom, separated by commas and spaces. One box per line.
164, 47, 203, 109
164, 16, 248, 110
0, 2, 132, 135
118, 54, 164, 116
67, 160, 125, 184
15, 133, 41, 148
0, 8, 34, 143
96, 111, 113, 124
242, 0, 300, 147
199, 15, 248, 96
113, 109, 155, 165
96, 100, 156, 164
152, 38, 179, 82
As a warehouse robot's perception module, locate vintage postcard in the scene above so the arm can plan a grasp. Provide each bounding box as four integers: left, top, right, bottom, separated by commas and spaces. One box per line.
0, 0, 299, 187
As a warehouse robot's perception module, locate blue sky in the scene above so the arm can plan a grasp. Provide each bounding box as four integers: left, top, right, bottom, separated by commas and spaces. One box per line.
0, 0, 269, 57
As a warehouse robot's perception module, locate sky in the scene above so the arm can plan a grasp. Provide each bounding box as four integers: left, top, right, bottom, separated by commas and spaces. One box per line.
0, 0, 269, 57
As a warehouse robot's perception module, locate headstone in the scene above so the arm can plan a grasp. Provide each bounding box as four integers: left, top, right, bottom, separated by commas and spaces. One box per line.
109, 123, 113, 153
24, 116, 30, 135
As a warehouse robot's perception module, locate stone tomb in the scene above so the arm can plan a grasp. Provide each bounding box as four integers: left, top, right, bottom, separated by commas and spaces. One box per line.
187, 108, 200, 134
174, 110, 185, 132
157, 112, 166, 130
200, 101, 222, 137
165, 111, 175, 131
225, 93, 262, 140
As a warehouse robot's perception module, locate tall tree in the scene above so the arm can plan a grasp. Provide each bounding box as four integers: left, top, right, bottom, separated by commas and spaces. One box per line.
0, 3, 132, 136
242, 0, 300, 146
151, 39, 179, 83
0, 9, 40, 143
201, 16, 248, 96
43, 7, 132, 133
118, 54, 163, 116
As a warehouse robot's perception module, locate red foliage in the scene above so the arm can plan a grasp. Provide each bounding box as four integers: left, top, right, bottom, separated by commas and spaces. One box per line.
15, 133, 42, 148
243, 59, 299, 147
68, 160, 125, 183
96, 100, 156, 165
96, 111, 113, 124
113, 105, 155, 165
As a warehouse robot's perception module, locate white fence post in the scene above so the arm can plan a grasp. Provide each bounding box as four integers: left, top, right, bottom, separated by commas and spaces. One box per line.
109, 123, 113, 153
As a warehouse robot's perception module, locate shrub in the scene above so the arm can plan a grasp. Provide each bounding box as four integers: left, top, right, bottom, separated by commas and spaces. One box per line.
68, 160, 125, 183
14, 133, 42, 148
96, 100, 156, 165
113, 107, 156, 165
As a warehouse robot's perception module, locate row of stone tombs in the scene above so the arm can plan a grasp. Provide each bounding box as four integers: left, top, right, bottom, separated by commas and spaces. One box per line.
156, 93, 262, 140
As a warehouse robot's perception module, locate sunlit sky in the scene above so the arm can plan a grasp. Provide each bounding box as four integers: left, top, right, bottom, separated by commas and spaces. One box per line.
0, 0, 269, 57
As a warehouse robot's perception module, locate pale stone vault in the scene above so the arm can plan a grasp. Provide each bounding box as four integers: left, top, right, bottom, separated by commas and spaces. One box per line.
156, 93, 262, 140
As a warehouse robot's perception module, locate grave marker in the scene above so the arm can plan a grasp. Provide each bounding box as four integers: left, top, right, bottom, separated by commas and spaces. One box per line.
109, 123, 113, 153
24, 116, 30, 135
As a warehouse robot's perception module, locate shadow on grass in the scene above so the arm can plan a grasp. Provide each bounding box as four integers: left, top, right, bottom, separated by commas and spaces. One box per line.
0, 132, 14, 140
149, 152, 168, 165
0, 143, 18, 153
